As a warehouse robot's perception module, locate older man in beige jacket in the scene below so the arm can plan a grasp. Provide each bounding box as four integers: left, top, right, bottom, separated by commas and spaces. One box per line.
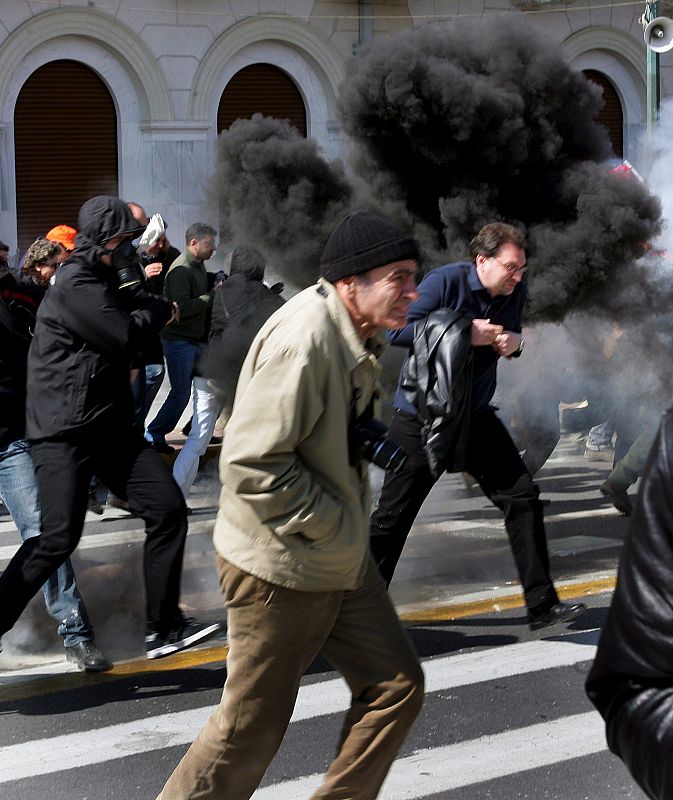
158, 211, 424, 800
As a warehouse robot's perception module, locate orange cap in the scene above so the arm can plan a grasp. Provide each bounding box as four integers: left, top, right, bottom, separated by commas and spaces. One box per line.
45, 224, 77, 252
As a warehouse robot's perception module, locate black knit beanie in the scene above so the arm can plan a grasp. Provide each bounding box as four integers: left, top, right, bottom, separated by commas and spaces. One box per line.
319, 211, 418, 282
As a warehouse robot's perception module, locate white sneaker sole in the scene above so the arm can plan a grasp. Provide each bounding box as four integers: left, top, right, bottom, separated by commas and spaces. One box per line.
146, 623, 222, 660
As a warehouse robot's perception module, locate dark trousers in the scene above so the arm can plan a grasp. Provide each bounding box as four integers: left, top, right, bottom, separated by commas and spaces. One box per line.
0, 428, 188, 638
370, 408, 559, 614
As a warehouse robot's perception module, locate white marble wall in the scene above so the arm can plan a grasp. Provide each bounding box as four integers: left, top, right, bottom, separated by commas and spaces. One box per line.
0, 0, 670, 250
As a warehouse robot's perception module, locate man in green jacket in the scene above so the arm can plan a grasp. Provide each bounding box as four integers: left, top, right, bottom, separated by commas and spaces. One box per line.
157, 212, 425, 800
146, 222, 216, 453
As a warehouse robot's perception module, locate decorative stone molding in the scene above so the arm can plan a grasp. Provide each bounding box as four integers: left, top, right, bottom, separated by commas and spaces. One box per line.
562, 26, 647, 85
140, 122, 212, 137
0, 8, 172, 121
512, 0, 575, 8
190, 15, 345, 122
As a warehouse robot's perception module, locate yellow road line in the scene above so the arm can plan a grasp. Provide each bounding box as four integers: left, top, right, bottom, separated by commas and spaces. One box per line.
1, 577, 615, 702
399, 576, 617, 624
0, 645, 228, 703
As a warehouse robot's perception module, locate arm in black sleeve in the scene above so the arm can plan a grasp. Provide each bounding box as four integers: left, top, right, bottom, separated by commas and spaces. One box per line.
58, 277, 173, 358
387, 268, 450, 348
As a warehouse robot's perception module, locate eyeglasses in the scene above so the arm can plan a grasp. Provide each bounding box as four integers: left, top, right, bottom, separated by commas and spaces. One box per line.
491, 255, 527, 275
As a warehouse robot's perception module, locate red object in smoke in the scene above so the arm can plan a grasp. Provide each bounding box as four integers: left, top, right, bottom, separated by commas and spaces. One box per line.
610, 163, 633, 177
608, 161, 666, 259
609, 160, 644, 183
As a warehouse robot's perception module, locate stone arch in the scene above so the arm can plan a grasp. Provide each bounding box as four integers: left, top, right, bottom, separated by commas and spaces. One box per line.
562, 27, 646, 159
0, 8, 172, 121
0, 9, 174, 249
191, 17, 345, 157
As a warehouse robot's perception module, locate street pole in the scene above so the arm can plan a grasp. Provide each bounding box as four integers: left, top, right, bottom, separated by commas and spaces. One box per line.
645, 0, 661, 134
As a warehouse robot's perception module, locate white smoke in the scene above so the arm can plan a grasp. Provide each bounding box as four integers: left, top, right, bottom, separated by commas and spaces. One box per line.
643, 98, 673, 255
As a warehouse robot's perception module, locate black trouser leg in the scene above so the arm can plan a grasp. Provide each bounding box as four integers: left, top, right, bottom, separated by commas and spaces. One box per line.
369, 410, 437, 585
0, 439, 91, 635
92, 432, 188, 637
466, 409, 558, 613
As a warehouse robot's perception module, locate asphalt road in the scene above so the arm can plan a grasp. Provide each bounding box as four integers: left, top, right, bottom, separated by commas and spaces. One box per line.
0, 433, 645, 799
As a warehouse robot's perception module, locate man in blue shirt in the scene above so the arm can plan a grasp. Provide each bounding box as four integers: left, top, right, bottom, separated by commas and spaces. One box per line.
370, 222, 586, 630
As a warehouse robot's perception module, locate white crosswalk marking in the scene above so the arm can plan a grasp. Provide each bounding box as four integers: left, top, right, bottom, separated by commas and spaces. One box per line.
0, 635, 599, 785
0, 434, 623, 799
252, 712, 605, 799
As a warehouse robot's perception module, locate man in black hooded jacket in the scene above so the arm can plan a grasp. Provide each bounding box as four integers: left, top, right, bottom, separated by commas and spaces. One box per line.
0, 196, 220, 661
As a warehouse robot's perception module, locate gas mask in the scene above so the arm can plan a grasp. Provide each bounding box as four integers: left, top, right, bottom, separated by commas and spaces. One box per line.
111, 238, 143, 291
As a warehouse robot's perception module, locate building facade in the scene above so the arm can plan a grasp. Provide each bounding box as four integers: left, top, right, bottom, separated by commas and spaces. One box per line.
0, 0, 670, 255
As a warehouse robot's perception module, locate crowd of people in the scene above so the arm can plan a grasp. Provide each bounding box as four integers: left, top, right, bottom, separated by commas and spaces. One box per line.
2, 197, 670, 798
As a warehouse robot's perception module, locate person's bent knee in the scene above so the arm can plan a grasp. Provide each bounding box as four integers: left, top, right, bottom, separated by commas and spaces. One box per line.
392, 660, 425, 722
134, 484, 187, 527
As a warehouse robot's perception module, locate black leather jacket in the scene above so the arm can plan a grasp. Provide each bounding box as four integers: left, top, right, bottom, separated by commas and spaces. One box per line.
400, 308, 472, 478
586, 407, 673, 800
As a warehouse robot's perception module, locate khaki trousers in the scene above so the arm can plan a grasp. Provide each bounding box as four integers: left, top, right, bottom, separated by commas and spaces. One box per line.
157, 556, 424, 799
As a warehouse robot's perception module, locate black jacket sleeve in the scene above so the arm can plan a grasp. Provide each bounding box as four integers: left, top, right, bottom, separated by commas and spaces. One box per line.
57, 272, 173, 359
586, 408, 673, 800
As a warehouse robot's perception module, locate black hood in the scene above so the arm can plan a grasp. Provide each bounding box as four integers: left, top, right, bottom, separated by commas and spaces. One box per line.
229, 245, 265, 281
74, 196, 146, 261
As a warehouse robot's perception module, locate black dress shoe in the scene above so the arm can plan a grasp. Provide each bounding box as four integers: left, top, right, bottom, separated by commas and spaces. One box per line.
528, 602, 587, 631
65, 641, 112, 672
151, 441, 176, 455
600, 481, 633, 516
87, 489, 104, 515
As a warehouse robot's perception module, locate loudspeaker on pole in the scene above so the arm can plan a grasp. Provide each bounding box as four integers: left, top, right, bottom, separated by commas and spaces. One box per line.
644, 16, 673, 53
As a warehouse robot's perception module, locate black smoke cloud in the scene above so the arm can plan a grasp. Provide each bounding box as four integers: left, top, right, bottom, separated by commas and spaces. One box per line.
339, 16, 662, 321
213, 15, 662, 321
214, 114, 353, 288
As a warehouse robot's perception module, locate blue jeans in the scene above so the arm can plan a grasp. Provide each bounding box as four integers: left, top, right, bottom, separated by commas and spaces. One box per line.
146, 340, 203, 444
133, 363, 166, 427
0, 439, 93, 647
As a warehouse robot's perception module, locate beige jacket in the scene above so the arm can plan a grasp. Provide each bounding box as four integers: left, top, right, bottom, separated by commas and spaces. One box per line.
212, 278, 384, 591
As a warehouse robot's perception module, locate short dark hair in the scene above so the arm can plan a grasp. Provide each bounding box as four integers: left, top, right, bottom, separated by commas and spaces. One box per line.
468, 223, 525, 260
185, 223, 216, 246
0, 239, 8, 252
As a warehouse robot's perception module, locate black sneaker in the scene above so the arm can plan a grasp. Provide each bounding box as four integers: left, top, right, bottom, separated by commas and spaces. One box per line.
145, 619, 222, 660
528, 602, 587, 631
65, 641, 113, 672
600, 481, 633, 516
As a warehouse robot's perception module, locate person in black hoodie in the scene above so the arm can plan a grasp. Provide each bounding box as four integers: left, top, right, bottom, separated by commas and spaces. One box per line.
0, 197, 220, 661
171, 245, 284, 499
0, 240, 109, 671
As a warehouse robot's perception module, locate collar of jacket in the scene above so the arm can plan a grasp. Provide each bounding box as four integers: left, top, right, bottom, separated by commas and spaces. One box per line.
182, 249, 205, 269
467, 261, 487, 293
316, 277, 386, 373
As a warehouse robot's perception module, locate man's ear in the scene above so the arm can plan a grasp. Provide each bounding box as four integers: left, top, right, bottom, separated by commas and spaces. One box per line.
335, 275, 356, 293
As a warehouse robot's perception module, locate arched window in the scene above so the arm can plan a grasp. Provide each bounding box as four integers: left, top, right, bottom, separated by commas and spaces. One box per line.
217, 64, 307, 136
583, 69, 624, 158
14, 59, 118, 252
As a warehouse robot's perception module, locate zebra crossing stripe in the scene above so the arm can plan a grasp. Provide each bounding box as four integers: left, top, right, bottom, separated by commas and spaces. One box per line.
252, 712, 606, 799
0, 634, 597, 784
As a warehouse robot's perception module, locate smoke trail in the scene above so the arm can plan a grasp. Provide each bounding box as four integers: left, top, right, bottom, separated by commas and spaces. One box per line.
339, 16, 662, 321
214, 114, 353, 289
644, 98, 673, 254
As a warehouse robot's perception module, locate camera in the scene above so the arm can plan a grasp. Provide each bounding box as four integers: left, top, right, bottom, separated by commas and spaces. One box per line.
349, 416, 407, 473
